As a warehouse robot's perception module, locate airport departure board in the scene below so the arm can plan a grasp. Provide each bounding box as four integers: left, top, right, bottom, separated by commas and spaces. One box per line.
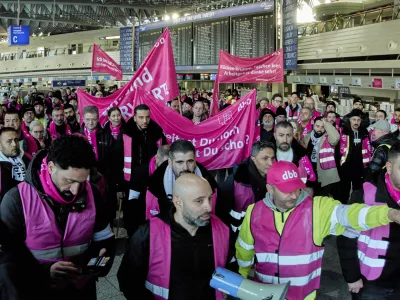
134, 1, 276, 70
170, 24, 193, 66
138, 28, 163, 66
193, 18, 229, 65
231, 13, 275, 58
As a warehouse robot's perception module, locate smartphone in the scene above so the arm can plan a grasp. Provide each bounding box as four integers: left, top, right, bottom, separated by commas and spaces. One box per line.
85, 256, 111, 275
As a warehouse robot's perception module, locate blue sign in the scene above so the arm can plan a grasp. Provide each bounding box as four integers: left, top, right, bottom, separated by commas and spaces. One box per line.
103, 75, 111, 80
8, 26, 30, 46
283, 0, 297, 70
137, 1, 274, 31
120, 27, 133, 72
52, 80, 86, 87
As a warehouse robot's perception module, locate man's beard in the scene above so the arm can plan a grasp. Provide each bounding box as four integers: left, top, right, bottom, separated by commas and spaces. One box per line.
173, 169, 192, 178
54, 184, 74, 201
182, 210, 210, 227
278, 143, 290, 151
314, 131, 324, 138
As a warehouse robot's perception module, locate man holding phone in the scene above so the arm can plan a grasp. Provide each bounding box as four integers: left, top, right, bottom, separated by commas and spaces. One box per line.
0, 135, 115, 300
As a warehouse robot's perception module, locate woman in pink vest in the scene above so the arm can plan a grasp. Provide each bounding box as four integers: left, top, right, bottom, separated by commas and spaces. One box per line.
117, 174, 232, 300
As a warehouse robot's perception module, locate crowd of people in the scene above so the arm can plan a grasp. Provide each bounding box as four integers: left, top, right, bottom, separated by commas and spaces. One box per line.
0, 85, 399, 300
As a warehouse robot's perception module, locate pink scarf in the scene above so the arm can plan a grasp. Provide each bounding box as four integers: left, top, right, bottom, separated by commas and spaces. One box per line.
39, 156, 84, 204
110, 123, 121, 140
48, 121, 72, 140
21, 122, 30, 135
385, 172, 400, 206
84, 127, 99, 160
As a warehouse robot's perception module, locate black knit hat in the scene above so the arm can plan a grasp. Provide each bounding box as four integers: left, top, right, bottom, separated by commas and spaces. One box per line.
260, 108, 276, 121
276, 106, 286, 117
348, 109, 363, 118
326, 101, 336, 108
183, 96, 193, 107
53, 90, 62, 100
21, 104, 34, 116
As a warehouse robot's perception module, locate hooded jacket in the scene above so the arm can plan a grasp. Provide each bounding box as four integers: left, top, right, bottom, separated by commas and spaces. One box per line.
0, 150, 115, 300
337, 170, 400, 284
365, 132, 399, 178
117, 210, 235, 300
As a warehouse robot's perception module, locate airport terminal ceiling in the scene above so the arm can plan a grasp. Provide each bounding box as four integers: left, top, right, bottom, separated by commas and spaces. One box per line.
0, 0, 294, 38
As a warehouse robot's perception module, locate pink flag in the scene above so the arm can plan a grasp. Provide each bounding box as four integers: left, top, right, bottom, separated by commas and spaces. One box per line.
79, 28, 179, 125
211, 49, 284, 116
136, 89, 258, 170
91, 44, 123, 80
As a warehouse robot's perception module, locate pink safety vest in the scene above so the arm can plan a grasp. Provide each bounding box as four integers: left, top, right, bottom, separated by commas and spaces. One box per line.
145, 215, 229, 300
123, 134, 163, 182
340, 134, 371, 167
145, 189, 218, 220
286, 105, 301, 120
301, 121, 313, 138
319, 136, 336, 170
18, 182, 96, 263
250, 198, 324, 300
357, 182, 390, 280
297, 155, 316, 183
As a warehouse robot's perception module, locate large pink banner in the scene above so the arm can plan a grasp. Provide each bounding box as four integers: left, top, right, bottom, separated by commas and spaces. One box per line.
79, 28, 179, 125
136, 89, 258, 170
91, 44, 123, 80
210, 49, 284, 116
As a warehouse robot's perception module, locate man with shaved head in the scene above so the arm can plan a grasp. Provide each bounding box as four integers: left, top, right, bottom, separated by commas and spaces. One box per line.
118, 174, 232, 300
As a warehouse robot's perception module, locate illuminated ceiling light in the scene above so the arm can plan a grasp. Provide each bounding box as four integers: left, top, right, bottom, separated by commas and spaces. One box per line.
164, 14, 170, 20
39, 32, 43, 36
60, 13, 63, 17
184, 13, 190, 16
172, 13, 179, 19
105, 35, 120, 39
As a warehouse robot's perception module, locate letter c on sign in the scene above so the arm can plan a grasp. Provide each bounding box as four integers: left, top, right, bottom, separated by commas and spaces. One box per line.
13, 36, 17, 43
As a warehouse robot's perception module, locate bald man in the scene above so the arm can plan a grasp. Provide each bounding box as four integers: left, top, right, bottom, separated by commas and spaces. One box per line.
118, 174, 233, 300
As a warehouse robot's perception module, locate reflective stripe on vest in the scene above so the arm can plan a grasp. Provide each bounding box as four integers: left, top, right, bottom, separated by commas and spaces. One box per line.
146, 215, 229, 300
250, 198, 324, 299
123, 134, 132, 181
18, 182, 96, 263
357, 182, 390, 280
30, 244, 89, 260
319, 137, 336, 170
340, 134, 371, 167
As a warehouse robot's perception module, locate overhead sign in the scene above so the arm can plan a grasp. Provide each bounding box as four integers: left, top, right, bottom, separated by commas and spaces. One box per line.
53, 80, 86, 87
120, 27, 133, 72
283, 0, 297, 70
8, 26, 30, 46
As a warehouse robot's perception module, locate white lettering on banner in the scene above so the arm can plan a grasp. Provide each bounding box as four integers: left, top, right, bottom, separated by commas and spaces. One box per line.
154, 38, 165, 47
152, 83, 170, 100
199, 126, 240, 146
238, 98, 252, 113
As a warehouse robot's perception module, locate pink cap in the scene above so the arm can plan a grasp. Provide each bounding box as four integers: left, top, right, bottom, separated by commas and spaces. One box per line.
267, 161, 306, 193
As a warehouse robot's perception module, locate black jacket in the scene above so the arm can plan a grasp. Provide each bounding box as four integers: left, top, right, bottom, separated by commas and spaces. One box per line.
79, 124, 115, 180
67, 119, 80, 133
0, 149, 115, 300
0, 220, 50, 300
0, 154, 31, 201
337, 170, 400, 284
115, 118, 166, 192
117, 211, 235, 300
365, 133, 399, 178
147, 160, 225, 222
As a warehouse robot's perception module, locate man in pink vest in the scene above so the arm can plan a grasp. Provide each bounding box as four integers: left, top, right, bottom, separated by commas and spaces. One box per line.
236, 160, 400, 300
338, 143, 400, 299
116, 104, 166, 237
274, 121, 316, 195
0, 135, 115, 300
286, 92, 302, 121
144, 139, 224, 224
303, 117, 340, 197
299, 107, 313, 139
118, 173, 232, 300
338, 109, 371, 204
303, 97, 321, 121
47, 107, 72, 141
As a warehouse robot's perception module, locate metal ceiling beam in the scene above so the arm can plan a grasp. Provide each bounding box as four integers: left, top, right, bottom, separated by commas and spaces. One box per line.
0, 0, 184, 11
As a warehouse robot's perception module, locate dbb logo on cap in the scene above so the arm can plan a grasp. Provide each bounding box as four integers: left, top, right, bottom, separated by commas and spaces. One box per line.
282, 170, 298, 180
